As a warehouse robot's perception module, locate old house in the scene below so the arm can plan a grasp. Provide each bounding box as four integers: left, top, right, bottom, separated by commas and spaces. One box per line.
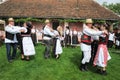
0, 0, 119, 41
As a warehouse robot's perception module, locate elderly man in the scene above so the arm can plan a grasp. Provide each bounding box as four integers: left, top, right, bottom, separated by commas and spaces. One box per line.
43, 19, 56, 59
5, 18, 25, 63
80, 19, 107, 71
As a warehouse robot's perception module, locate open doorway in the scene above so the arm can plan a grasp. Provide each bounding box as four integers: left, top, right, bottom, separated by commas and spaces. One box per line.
52, 21, 59, 30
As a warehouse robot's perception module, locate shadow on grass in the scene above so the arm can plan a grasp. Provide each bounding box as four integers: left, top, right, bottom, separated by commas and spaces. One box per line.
70, 52, 98, 73
70, 52, 82, 68
88, 64, 98, 73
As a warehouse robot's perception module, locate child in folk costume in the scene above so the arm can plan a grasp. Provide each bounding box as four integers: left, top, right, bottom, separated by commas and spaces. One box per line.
53, 26, 63, 59
93, 24, 111, 75
21, 22, 35, 61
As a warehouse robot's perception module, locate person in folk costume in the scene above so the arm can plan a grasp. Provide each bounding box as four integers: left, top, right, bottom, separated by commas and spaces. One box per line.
41, 25, 45, 40
5, 18, 26, 63
80, 19, 107, 71
65, 26, 71, 46
43, 19, 56, 59
19, 22, 28, 60
78, 30, 83, 43
115, 28, 120, 49
93, 24, 111, 75
19, 22, 26, 60
57, 25, 64, 46
0, 30, 5, 46
21, 22, 35, 61
90, 25, 100, 64
53, 26, 63, 59
31, 26, 37, 46
72, 28, 79, 46
107, 30, 115, 48
117, 29, 120, 49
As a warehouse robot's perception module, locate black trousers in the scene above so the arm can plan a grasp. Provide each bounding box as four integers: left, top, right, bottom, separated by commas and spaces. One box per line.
65, 34, 71, 46
5, 43, 17, 61
43, 39, 53, 58
16, 34, 24, 54
17, 35, 24, 54
52, 38, 57, 57
107, 40, 113, 48
72, 35, 78, 44
91, 40, 98, 63
31, 34, 37, 46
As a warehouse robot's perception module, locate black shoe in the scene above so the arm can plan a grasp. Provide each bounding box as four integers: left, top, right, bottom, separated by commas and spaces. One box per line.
21, 58, 25, 60
8, 60, 13, 63
45, 56, 50, 59
80, 68, 86, 71
26, 59, 30, 61
45, 55, 50, 59
80, 64, 86, 71
56, 55, 60, 59
102, 70, 107, 75
96, 69, 101, 73
26, 58, 30, 61
84, 63, 88, 71
12, 57, 15, 60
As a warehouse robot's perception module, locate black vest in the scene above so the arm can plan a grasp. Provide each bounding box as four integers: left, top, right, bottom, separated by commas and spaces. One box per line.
6, 31, 14, 40
81, 34, 91, 45
99, 35, 108, 44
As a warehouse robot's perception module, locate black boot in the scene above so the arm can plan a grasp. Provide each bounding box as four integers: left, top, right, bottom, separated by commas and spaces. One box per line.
96, 68, 101, 73
80, 64, 86, 71
84, 63, 89, 71
102, 70, 107, 75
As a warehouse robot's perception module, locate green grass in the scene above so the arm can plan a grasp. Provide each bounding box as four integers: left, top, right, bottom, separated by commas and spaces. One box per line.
0, 44, 120, 80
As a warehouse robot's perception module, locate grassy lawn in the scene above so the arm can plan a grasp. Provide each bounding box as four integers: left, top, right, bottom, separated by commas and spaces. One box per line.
0, 44, 120, 80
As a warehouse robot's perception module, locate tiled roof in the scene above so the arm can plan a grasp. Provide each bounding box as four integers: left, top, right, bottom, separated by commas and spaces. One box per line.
0, 0, 119, 20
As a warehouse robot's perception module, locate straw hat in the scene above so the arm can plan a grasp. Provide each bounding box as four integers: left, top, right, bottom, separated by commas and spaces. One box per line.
8, 18, 14, 22
45, 19, 50, 24
86, 19, 93, 24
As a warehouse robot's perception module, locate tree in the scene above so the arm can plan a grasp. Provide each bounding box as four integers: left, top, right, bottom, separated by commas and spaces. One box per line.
103, 2, 120, 15
103, 2, 120, 28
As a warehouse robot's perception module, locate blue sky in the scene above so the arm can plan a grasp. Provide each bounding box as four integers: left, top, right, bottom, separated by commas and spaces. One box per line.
95, 0, 120, 4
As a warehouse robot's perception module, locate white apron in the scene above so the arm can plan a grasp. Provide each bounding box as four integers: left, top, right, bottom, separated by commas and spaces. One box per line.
116, 40, 120, 46
22, 37, 35, 56
55, 38, 63, 55
94, 44, 111, 67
